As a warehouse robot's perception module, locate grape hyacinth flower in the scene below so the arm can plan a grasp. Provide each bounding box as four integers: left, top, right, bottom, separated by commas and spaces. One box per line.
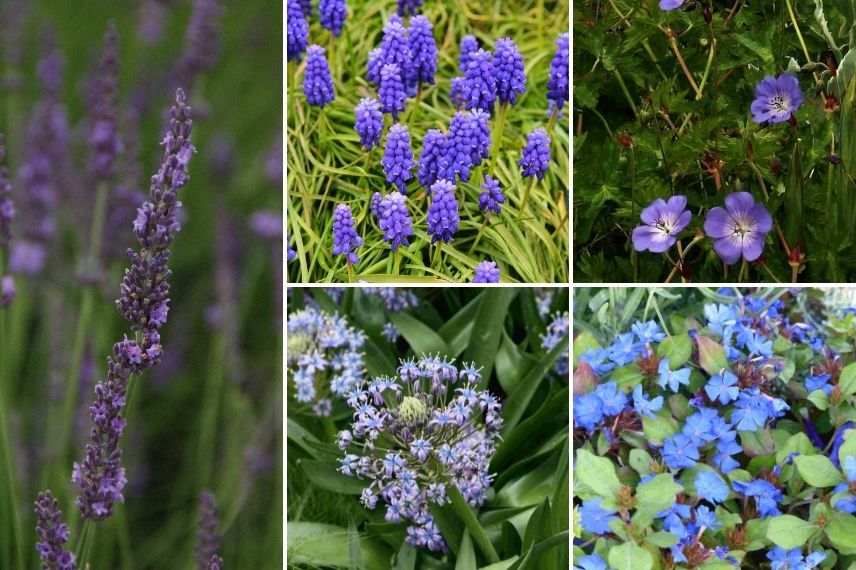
379, 64, 407, 118
470, 108, 491, 166
89, 22, 121, 182
339, 356, 502, 552
0, 275, 14, 308
493, 38, 526, 106
397, 0, 423, 16
541, 312, 569, 376
34, 490, 75, 570
319, 0, 346, 36
370, 191, 383, 220
478, 175, 505, 215
449, 77, 467, 109
378, 191, 414, 251
73, 89, 194, 521
704, 192, 773, 265
519, 127, 551, 180
472, 260, 500, 283
332, 204, 362, 265
427, 180, 460, 243
458, 35, 479, 73
287, 306, 366, 415
287, 0, 309, 62
462, 49, 496, 112
363, 287, 420, 311
287, 234, 297, 263
195, 491, 222, 569
409, 16, 437, 87
438, 111, 477, 183
366, 48, 383, 86
354, 98, 383, 150
303, 45, 335, 108
547, 33, 569, 115
417, 129, 447, 189
299, 0, 313, 18
382, 124, 414, 191
379, 19, 415, 91
750, 74, 803, 124
631, 195, 691, 253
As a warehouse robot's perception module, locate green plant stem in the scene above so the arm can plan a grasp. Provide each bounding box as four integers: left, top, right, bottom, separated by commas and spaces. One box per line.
785, 0, 812, 66
468, 214, 490, 255
347, 261, 355, 282
198, 334, 227, 489
611, 68, 638, 116
738, 259, 748, 283
488, 102, 508, 175
75, 519, 93, 566
520, 177, 536, 210
392, 251, 401, 275
432, 242, 442, 269
696, 37, 717, 100
447, 486, 500, 564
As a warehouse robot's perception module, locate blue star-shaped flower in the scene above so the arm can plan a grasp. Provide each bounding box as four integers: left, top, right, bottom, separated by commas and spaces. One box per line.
632, 384, 663, 418
662, 433, 700, 470
578, 498, 616, 535
705, 370, 740, 404
657, 358, 691, 393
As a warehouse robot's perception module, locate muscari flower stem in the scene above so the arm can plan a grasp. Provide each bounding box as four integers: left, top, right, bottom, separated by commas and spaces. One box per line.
447, 485, 500, 564
468, 213, 490, 255
347, 260, 355, 282
488, 102, 509, 175
393, 251, 401, 275
520, 176, 536, 211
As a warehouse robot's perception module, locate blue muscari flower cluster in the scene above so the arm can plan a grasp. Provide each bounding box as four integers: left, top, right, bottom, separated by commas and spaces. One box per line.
303, 45, 335, 107
299, 0, 314, 17
379, 64, 407, 119
461, 49, 496, 112
478, 175, 505, 215
546, 33, 569, 116
287, 232, 297, 262
417, 129, 447, 189
332, 204, 362, 264
541, 311, 569, 375
378, 19, 417, 94
493, 38, 526, 106
382, 124, 414, 191
458, 35, 479, 73
408, 16, 438, 86
338, 356, 502, 553
426, 180, 459, 243
319, 0, 347, 37
378, 191, 414, 251
287, 0, 309, 62
397, 0, 423, 17
472, 260, 499, 283
287, 307, 366, 417
436, 111, 482, 184
354, 98, 383, 150
366, 48, 383, 86
519, 127, 551, 179
370, 191, 383, 219
362, 287, 420, 312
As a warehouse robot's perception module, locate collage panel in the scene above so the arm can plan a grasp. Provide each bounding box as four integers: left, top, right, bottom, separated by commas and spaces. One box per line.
286, 0, 570, 284
572, 287, 856, 568
0, 1, 282, 568
573, 1, 856, 283
286, 287, 570, 568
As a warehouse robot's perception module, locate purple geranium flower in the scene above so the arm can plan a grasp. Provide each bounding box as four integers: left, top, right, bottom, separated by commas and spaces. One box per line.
704, 192, 773, 265
750, 74, 803, 124
631, 195, 691, 253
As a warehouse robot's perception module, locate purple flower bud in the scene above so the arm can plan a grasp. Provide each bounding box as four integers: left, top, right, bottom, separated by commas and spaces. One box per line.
478, 175, 504, 215
34, 490, 76, 570
547, 33, 569, 114
370, 191, 383, 220
409, 16, 437, 86
287, 0, 310, 62
417, 129, 447, 190
195, 492, 223, 569
380, 20, 415, 91
379, 64, 407, 119
470, 108, 491, 166
303, 45, 335, 107
355, 98, 383, 150
493, 38, 526, 106
438, 111, 477, 184
89, 22, 121, 182
462, 49, 496, 112
366, 48, 383, 86
519, 127, 550, 180
427, 180, 459, 243
378, 191, 413, 251
0, 135, 13, 247
319, 0, 347, 37
1, 275, 15, 307
458, 35, 479, 73
207, 556, 224, 570
382, 124, 414, 192
397, 0, 423, 16
332, 203, 362, 265
472, 260, 500, 283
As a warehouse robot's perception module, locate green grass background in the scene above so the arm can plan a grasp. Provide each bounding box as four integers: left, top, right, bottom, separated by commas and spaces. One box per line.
286, 0, 570, 283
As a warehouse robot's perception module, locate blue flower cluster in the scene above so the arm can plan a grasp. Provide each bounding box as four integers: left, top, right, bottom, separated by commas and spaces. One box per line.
541, 311, 569, 376
303, 45, 335, 107
519, 127, 551, 179
472, 260, 500, 283
379, 64, 407, 119
382, 124, 414, 192
378, 191, 414, 251
331, 204, 362, 265
319, 0, 347, 37
287, 0, 309, 62
426, 180, 459, 243
478, 175, 505, 215
354, 97, 383, 150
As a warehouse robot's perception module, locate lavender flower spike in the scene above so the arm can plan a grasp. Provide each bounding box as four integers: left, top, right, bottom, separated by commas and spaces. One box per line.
378, 191, 414, 251
332, 203, 362, 264
479, 175, 505, 215
319, 0, 347, 37
0, 134, 13, 247
750, 74, 803, 124
75, 89, 194, 520
354, 97, 383, 150
427, 180, 460, 243
704, 191, 773, 265
547, 33, 569, 114
462, 49, 496, 112
195, 491, 223, 569
519, 128, 551, 180
174, 0, 224, 86
89, 22, 121, 182
379, 64, 407, 119
631, 196, 691, 253
494, 38, 526, 106
287, 0, 309, 62
382, 124, 414, 192
409, 16, 438, 87
34, 490, 76, 570
417, 129, 447, 190
303, 45, 335, 108
473, 260, 500, 283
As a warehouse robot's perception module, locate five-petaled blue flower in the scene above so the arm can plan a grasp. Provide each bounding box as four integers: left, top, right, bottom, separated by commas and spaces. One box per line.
733, 479, 782, 518
657, 358, 691, 393
632, 384, 663, 418
695, 470, 730, 503
662, 433, 700, 470
578, 498, 617, 535
705, 370, 740, 404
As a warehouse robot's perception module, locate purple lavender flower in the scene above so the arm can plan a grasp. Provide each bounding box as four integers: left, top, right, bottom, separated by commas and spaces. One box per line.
379, 64, 407, 118
266, 133, 283, 186
417, 129, 447, 190
470, 108, 491, 166
519, 127, 551, 179
340, 356, 501, 552
0, 275, 14, 307
750, 74, 803, 124
207, 557, 224, 570
370, 191, 383, 219
174, 0, 224, 87
195, 492, 222, 569
137, 0, 167, 43
354, 98, 383, 150
332, 203, 362, 265
427, 180, 459, 243
462, 49, 496, 112
458, 35, 479, 73
303, 45, 335, 107
660, 0, 686, 9
287, 0, 310, 62
631, 195, 691, 253
380, 19, 415, 91
0, 135, 13, 247
34, 490, 76, 570
547, 33, 569, 114
75, 90, 194, 520
250, 211, 283, 241
367, 48, 383, 86
704, 192, 773, 265
89, 23, 121, 182
473, 260, 500, 283
478, 175, 505, 215
382, 124, 414, 192
397, 0, 423, 16
319, 0, 347, 37
378, 191, 414, 251
493, 38, 526, 106
409, 16, 437, 87
438, 111, 477, 183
